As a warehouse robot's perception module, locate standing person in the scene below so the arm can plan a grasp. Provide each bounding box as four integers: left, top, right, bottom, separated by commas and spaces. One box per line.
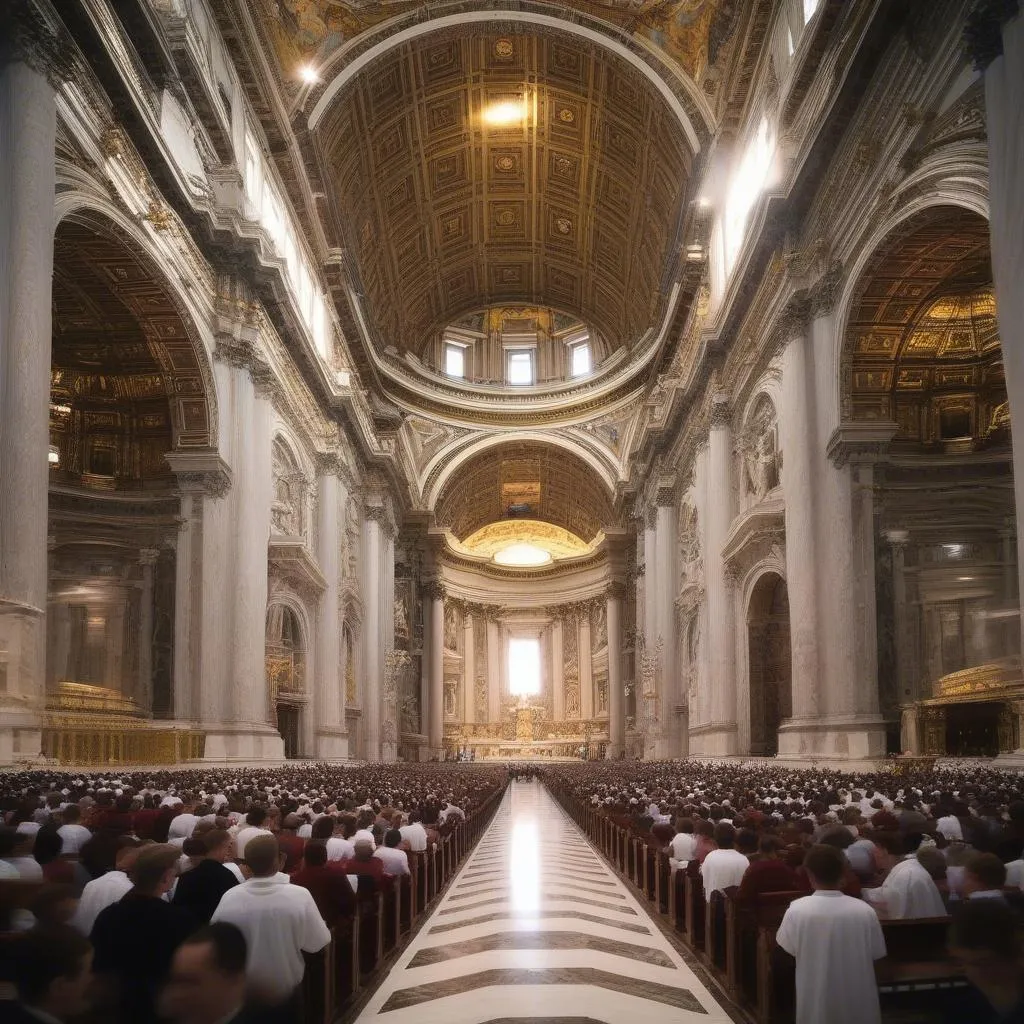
700, 823, 750, 895
172, 829, 239, 924
90, 844, 198, 1022
6, 926, 94, 1024
776, 845, 887, 1024
72, 837, 140, 935
211, 834, 330, 1008
291, 839, 357, 927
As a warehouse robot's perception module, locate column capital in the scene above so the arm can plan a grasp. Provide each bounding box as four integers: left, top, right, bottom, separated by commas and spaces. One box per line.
422, 579, 446, 602
965, 0, 1020, 70
826, 422, 898, 468
313, 449, 345, 477
654, 476, 678, 508
165, 450, 233, 498
364, 503, 396, 537
605, 580, 628, 601
709, 392, 732, 428
0, 3, 74, 87
645, 506, 658, 530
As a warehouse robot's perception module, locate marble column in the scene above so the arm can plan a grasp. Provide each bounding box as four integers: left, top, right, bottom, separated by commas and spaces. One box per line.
778, 328, 821, 752
428, 587, 444, 755
486, 617, 500, 722
885, 530, 911, 705
979, 9, 1024, 653
579, 611, 594, 721
380, 527, 396, 761
607, 588, 624, 758
551, 617, 564, 721
137, 549, 158, 714
463, 613, 475, 725
362, 510, 382, 760
642, 512, 657, 653
655, 491, 678, 754
314, 459, 346, 758
705, 393, 738, 754
0, 52, 56, 761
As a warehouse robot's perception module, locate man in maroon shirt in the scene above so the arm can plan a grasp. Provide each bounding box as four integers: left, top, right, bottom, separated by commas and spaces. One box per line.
277, 814, 306, 874
292, 839, 356, 927
339, 838, 387, 894
737, 836, 800, 904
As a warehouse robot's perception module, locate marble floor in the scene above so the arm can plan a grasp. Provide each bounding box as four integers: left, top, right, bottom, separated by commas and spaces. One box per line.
354, 780, 734, 1023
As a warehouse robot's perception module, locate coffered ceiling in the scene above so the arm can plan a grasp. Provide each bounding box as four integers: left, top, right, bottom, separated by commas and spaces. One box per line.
315, 29, 694, 355
435, 441, 614, 542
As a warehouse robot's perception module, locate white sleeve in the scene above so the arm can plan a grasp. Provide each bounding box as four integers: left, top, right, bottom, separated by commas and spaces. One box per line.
299, 890, 331, 952
867, 910, 886, 960
775, 906, 797, 956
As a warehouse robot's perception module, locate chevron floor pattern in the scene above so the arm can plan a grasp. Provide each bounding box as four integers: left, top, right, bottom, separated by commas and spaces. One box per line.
352, 779, 733, 1023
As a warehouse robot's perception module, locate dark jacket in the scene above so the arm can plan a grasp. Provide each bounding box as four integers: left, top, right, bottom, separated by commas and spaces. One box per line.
172, 858, 239, 923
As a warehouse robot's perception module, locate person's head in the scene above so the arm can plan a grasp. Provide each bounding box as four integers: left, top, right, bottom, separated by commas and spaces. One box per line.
159, 923, 248, 1024
736, 828, 758, 856
713, 822, 736, 850
202, 829, 231, 863
245, 806, 267, 828
384, 829, 402, 849
675, 817, 694, 835
758, 835, 783, 859
11, 925, 93, 1019
819, 826, 854, 851
282, 813, 301, 832
303, 839, 328, 868
915, 845, 947, 882
61, 804, 81, 825
244, 834, 283, 878
311, 815, 334, 841
353, 838, 374, 861
948, 900, 1023, 1002
30, 884, 79, 929
803, 844, 846, 890
963, 852, 1007, 897
130, 844, 181, 897
113, 836, 143, 872
33, 827, 64, 865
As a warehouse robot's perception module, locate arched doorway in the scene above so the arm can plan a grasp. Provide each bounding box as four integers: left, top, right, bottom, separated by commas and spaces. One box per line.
844, 206, 1018, 751
266, 604, 306, 758
747, 573, 792, 756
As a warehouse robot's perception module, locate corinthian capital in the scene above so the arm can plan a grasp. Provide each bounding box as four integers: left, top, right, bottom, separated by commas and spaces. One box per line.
1, 3, 74, 87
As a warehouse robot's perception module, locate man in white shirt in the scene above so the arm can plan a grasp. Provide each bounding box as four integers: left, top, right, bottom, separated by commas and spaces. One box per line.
777, 845, 886, 1024
73, 841, 140, 935
400, 812, 428, 852
56, 805, 92, 856
374, 830, 411, 877
0, 826, 43, 880
700, 823, 750, 895
863, 843, 946, 919
669, 820, 697, 870
233, 807, 271, 861
211, 834, 330, 1004
168, 808, 199, 847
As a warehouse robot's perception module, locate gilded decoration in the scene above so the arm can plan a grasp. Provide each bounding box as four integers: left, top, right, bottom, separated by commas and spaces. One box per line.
316, 29, 693, 357
453, 519, 598, 566
264, 0, 733, 83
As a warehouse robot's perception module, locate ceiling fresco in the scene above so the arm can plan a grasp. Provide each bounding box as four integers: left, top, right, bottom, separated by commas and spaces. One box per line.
262, 0, 738, 83
316, 29, 694, 352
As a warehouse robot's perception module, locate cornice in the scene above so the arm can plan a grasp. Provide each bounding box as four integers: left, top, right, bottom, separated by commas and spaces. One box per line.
164, 449, 233, 499
826, 422, 900, 469
964, 0, 1020, 70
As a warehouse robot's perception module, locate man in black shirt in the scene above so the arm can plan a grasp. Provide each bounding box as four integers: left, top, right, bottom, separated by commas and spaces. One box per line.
91, 843, 197, 1022
173, 828, 239, 923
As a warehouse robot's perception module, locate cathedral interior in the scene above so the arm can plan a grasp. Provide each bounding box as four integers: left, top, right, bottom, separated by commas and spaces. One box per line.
2, 0, 1024, 770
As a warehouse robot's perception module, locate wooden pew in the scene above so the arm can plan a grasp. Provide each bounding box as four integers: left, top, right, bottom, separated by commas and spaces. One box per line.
684, 865, 705, 951
669, 863, 687, 932
302, 942, 334, 1024
706, 887, 732, 972
357, 891, 385, 977
332, 915, 360, 1008
725, 890, 803, 1008
655, 850, 671, 915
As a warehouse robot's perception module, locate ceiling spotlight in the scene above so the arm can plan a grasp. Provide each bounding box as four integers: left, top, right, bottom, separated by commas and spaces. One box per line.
483, 99, 527, 126
697, 196, 712, 208
299, 65, 319, 85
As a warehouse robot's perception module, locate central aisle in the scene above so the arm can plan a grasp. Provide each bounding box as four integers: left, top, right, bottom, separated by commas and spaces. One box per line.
355, 779, 733, 1022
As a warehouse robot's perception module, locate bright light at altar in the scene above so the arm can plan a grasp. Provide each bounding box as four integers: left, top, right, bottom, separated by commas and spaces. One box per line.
508, 637, 541, 696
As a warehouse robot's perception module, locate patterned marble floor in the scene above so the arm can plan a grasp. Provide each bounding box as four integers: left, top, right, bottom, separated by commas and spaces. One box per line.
353, 779, 734, 1024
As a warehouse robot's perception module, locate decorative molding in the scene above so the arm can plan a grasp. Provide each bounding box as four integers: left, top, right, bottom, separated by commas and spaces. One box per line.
0, 2, 74, 87
709, 392, 732, 428
826, 422, 899, 468
164, 450, 233, 499
964, 0, 1020, 70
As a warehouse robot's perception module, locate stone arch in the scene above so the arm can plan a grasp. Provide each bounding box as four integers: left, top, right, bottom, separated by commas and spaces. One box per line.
51, 198, 218, 451
745, 570, 791, 757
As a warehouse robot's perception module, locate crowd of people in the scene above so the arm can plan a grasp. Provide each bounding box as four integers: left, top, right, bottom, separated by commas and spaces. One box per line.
3, 757, 1024, 1023
542, 760, 1024, 1024
0, 763, 505, 1023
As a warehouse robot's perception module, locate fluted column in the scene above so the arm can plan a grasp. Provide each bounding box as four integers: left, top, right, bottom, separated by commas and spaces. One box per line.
579, 611, 593, 721
655, 484, 678, 754
0, 44, 57, 761
552, 617, 564, 720
777, 324, 822, 756
363, 509, 382, 760
706, 393, 738, 754
428, 585, 444, 755
463, 612, 475, 724
486, 616, 500, 722
137, 549, 158, 714
314, 457, 346, 758
607, 587, 624, 758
